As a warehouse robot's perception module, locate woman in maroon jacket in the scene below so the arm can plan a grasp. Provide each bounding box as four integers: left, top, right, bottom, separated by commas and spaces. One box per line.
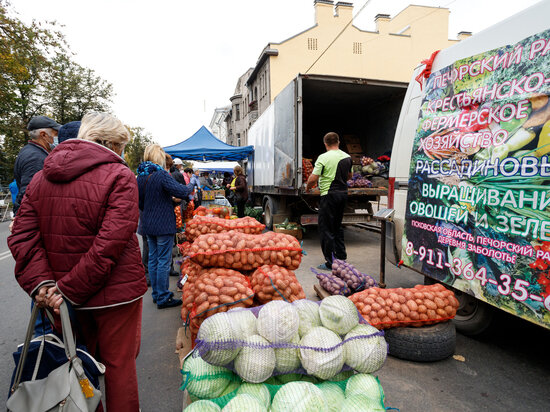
8, 112, 147, 412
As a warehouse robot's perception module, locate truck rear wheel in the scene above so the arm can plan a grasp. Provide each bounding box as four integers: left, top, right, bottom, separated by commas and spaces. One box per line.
263, 196, 276, 230
423, 277, 493, 336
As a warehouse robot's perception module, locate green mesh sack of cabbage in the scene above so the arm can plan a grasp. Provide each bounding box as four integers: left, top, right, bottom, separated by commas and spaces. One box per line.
182, 371, 387, 412
194, 296, 387, 383
266, 373, 386, 412
181, 355, 241, 405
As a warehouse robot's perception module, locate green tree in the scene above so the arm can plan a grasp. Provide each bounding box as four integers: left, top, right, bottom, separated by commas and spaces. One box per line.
44, 53, 113, 124
0, 1, 64, 184
125, 126, 154, 173
0, 1, 114, 185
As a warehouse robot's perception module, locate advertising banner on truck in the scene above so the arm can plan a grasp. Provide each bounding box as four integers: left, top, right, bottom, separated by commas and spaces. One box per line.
403, 29, 550, 329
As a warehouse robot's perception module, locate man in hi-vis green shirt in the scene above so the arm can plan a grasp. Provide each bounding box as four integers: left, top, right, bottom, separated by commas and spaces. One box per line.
306, 132, 352, 270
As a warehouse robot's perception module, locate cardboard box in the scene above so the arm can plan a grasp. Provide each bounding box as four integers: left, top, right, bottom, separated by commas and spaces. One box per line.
346, 143, 363, 154
202, 191, 215, 201
274, 224, 303, 240
176, 326, 193, 368
343, 134, 360, 145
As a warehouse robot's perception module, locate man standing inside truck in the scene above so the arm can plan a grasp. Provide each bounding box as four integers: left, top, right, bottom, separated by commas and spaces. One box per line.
306, 132, 352, 270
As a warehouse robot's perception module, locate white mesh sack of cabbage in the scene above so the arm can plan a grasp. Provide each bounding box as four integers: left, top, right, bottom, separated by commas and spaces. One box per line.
193, 296, 387, 383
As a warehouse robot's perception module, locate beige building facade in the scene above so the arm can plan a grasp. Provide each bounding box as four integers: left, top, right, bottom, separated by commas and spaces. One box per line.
226, 0, 469, 146
226, 68, 253, 147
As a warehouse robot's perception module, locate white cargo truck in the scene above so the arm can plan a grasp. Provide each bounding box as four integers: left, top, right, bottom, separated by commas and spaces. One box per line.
247, 73, 406, 229
388, 0, 550, 334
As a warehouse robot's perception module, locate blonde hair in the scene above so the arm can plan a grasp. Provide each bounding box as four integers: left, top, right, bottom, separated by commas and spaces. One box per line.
144, 144, 166, 168
234, 165, 243, 176
78, 112, 131, 151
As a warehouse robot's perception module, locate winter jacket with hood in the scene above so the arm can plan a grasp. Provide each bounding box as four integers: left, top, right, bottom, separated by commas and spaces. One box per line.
13, 141, 50, 215
137, 161, 193, 236
8, 139, 147, 309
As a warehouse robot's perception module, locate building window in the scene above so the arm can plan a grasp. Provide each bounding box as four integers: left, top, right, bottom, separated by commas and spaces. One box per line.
235, 104, 240, 121
308, 38, 318, 50
237, 133, 241, 146
353, 42, 362, 54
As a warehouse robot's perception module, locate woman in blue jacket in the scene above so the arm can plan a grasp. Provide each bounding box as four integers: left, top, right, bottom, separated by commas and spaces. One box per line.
137, 144, 193, 309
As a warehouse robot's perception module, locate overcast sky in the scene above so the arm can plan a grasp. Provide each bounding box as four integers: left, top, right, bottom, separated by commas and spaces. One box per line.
11, 0, 542, 146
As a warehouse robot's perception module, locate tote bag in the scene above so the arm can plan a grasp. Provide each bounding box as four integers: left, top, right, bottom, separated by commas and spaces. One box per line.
7, 302, 104, 412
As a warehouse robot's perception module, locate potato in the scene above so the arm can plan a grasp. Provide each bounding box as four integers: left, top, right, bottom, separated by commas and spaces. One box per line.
189, 232, 302, 270
349, 284, 460, 329
252, 265, 306, 304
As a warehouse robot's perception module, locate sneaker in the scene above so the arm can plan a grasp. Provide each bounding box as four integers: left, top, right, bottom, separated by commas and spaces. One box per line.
157, 297, 182, 309
317, 263, 332, 271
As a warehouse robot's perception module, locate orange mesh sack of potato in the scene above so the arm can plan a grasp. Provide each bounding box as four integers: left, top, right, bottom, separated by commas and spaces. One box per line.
185, 216, 265, 241
349, 283, 459, 329
188, 231, 302, 270
251, 265, 306, 304
181, 281, 196, 324
180, 260, 207, 324
188, 269, 255, 333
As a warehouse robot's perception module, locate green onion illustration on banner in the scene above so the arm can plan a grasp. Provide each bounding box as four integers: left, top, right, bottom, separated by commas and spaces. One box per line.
403, 28, 550, 329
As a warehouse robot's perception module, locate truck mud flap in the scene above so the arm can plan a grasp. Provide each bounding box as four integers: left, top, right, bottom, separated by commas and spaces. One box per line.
385, 220, 400, 265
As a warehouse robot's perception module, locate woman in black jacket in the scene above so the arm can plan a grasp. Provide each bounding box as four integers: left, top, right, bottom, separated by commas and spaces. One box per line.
230, 165, 248, 218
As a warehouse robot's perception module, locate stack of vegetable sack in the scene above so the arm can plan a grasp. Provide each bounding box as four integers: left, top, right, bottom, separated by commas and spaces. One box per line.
180, 216, 307, 338
182, 296, 388, 411
313, 259, 460, 330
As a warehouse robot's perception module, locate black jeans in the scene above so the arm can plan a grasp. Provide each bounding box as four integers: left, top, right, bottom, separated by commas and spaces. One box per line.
236, 199, 246, 218
318, 191, 348, 267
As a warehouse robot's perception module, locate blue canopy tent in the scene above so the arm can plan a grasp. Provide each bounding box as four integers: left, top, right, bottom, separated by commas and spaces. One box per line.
163, 126, 254, 161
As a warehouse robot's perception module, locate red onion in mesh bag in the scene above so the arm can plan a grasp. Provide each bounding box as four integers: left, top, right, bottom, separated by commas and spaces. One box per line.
331, 258, 377, 292
311, 268, 351, 296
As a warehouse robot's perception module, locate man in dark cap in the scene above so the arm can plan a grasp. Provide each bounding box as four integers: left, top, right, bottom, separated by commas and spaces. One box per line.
12, 116, 61, 221
11, 115, 60, 336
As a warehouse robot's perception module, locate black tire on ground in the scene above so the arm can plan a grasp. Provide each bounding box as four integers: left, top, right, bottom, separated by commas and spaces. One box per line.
385, 321, 456, 362
452, 290, 494, 336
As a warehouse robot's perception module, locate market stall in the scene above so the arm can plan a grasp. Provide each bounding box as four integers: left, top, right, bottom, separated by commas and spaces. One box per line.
163, 126, 253, 161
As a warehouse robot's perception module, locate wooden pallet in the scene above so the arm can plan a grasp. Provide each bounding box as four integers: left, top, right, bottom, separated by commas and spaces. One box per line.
314, 284, 331, 299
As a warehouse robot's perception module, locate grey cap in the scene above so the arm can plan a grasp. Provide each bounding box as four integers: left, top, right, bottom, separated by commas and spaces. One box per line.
27, 116, 61, 131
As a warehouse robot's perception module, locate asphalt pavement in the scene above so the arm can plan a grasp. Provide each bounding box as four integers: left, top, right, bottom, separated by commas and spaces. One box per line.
1, 220, 549, 411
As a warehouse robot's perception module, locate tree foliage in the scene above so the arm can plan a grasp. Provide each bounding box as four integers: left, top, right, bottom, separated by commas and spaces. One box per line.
0, 1, 114, 185
44, 53, 113, 124
125, 126, 155, 173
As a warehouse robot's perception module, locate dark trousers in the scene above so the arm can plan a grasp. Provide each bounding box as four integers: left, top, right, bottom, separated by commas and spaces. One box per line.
318, 191, 348, 267
141, 235, 149, 282
236, 199, 246, 218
